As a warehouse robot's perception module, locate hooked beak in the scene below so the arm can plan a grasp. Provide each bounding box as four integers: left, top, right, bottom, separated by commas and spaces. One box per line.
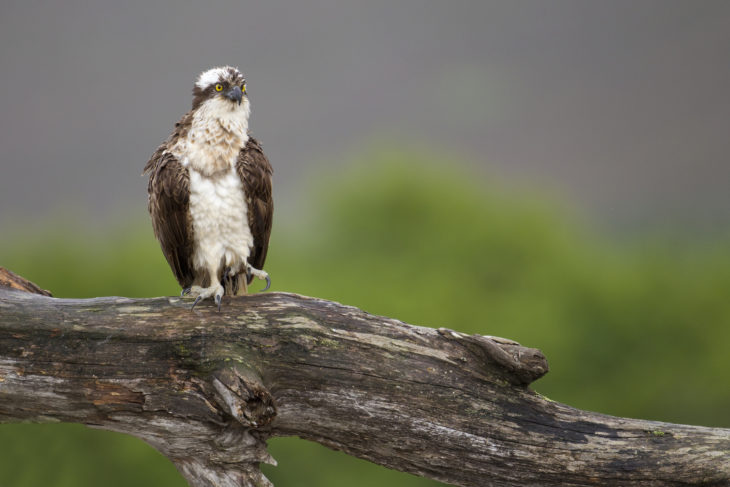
225, 85, 243, 105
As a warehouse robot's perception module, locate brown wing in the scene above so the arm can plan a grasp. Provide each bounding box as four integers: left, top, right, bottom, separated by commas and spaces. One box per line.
143, 145, 195, 289
236, 137, 273, 283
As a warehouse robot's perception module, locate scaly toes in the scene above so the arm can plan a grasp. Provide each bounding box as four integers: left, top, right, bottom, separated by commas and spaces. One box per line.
189, 284, 224, 311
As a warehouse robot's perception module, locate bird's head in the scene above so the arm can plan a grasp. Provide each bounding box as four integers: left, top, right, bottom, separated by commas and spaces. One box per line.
192, 66, 249, 113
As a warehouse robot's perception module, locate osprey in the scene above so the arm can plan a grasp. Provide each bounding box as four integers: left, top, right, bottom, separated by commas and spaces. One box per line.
143, 66, 273, 310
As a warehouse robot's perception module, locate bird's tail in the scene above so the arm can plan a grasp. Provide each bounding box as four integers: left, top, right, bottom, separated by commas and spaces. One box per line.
223, 273, 248, 296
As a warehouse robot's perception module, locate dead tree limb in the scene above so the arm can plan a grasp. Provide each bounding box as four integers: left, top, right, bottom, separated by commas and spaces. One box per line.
0, 271, 728, 487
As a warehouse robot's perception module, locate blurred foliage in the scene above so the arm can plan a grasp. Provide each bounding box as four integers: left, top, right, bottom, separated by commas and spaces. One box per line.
1, 149, 729, 486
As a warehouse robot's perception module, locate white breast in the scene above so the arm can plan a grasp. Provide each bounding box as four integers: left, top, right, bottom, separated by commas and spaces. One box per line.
188, 167, 252, 275
168, 95, 254, 279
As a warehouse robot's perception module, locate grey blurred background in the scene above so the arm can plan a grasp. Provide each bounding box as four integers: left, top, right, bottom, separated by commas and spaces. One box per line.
1, 0, 729, 232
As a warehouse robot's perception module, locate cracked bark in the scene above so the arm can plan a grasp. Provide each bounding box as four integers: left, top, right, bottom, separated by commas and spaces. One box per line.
0, 269, 728, 487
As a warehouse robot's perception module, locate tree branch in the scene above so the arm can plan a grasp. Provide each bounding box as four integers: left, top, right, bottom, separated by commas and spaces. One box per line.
0, 272, 728, 486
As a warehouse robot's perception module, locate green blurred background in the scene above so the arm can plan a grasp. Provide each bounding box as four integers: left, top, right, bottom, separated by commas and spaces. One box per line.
1, 150, 729, 486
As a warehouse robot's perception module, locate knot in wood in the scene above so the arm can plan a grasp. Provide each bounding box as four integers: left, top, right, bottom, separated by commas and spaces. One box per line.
212, 365, 276, 428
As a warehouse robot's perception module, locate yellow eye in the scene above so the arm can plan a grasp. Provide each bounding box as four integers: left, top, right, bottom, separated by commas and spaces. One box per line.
215, 83, 223, 92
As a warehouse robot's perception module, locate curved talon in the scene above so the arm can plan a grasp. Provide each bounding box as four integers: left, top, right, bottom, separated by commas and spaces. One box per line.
215, 294, 222, 312
246, 265, 270, 292
191, 295, 203, 310
181, 287, 191, 297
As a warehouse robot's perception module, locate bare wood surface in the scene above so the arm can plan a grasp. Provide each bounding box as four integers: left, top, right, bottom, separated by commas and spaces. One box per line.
0, 283, 728, 487
0, 267, 51, 296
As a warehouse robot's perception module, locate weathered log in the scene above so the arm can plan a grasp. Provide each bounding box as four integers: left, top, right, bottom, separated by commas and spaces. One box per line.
0, 277, 728, 486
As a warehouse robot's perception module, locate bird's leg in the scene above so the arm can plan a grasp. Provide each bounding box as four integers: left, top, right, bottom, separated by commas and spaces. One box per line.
181, 287, 191, 297
247, 265, 271, 292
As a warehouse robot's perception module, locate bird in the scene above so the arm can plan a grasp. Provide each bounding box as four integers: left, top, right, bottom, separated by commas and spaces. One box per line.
143, 66, 273, 311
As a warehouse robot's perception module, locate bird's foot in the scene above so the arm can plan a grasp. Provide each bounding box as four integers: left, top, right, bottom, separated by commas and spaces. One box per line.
247, 265, 271, 292
180, 287, 191, 297
188, 283, 225, 311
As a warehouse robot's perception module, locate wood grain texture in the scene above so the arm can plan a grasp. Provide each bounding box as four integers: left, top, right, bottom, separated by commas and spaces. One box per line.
0, 285, 728, 487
